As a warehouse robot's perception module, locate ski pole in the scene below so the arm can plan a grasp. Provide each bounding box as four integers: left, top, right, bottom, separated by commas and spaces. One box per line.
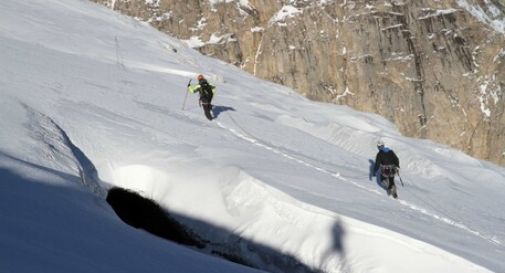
182, 79, 191, 110
397, 169, 405, 187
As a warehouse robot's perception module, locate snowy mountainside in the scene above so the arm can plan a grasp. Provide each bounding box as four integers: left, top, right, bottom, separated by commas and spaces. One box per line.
1, 0, 505, 272
93, 0, 505, 167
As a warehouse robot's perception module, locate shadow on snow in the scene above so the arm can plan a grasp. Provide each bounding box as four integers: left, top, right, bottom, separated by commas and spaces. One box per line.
212, 105, 235, 119
0, 152, 347, 273
107, 187, 347, 273
369, 159, 388, 193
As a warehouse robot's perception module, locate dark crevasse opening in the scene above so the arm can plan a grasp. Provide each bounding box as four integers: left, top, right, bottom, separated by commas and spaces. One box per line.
106, 187, 324, 273
106, 187, 204, 248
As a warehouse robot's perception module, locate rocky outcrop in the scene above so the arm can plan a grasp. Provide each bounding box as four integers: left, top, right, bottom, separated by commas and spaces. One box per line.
93, 0, 505, 166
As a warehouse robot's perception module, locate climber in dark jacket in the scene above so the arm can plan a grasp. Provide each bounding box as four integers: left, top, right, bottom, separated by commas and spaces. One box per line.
187, 74, 216, 120
374, 140, 400, 198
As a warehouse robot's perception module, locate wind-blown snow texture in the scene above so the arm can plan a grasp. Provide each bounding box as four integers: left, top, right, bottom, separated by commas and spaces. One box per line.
1, 0, 505, 272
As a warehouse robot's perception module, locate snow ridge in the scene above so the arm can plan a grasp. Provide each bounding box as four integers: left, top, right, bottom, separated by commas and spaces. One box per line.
24, 104, 105, 197
216, 116, 503, 249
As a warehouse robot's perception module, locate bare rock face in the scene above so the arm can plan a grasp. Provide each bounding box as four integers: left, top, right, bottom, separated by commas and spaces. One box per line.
93, 0, 505, 166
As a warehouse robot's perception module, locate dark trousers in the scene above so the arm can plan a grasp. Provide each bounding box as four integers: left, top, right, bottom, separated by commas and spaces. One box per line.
200, 99, 213, 120
382, 176, 395, 189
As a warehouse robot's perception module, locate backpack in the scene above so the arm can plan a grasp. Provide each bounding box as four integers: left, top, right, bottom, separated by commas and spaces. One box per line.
200, 81, 213, 100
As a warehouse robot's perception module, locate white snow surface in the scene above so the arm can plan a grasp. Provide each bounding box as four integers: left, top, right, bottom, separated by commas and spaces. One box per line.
457, 0, 505, 34
269, 5, 303, 25
1, 0, 505, 272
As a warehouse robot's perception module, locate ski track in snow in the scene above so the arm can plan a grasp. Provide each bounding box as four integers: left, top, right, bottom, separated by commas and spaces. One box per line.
214, 113, 503, 249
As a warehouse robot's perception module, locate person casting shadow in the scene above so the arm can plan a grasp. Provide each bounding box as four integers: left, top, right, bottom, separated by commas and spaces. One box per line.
187, 74, 216, 120
372, 140, 400, 198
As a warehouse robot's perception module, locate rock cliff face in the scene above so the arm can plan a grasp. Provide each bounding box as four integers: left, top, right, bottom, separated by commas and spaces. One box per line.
93, 0, 505, 166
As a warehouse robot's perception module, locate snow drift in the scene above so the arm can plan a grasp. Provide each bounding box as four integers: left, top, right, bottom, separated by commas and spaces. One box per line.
1, 0, 505, 272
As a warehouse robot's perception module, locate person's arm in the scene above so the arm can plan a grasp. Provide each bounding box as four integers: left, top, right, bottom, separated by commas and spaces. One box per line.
393, 151, 400, 168
187, 84, 200, 93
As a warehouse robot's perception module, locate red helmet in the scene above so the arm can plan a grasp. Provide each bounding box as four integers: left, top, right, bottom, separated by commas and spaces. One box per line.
197, 74, 205, 81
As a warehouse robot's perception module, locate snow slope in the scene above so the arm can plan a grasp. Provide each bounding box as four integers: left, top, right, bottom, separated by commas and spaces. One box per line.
1, 0, 505, 272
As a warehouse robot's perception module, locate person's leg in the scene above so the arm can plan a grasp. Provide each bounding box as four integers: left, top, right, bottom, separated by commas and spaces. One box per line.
387, 177, 395, 189
388, 177, 397, 198
202, 103, 213, 120
381, 175, 391, 195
